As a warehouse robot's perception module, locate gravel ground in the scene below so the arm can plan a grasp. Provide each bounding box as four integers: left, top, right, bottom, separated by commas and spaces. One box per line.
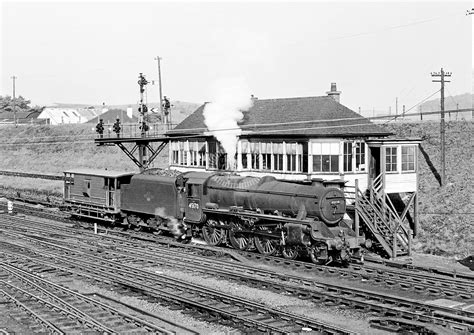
37, 274, 238, 334
142, 266, 388, 334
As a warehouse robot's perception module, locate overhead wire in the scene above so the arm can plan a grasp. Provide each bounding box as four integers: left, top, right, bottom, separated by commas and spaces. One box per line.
382, 89, 441, 125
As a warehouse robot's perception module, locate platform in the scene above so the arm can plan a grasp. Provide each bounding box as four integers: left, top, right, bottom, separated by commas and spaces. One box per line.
94, 122, 171, 170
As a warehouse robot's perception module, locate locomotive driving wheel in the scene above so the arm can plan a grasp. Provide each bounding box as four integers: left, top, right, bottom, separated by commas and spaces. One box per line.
254, 226, 278, 256
309, 244, 330, 265
282, 246, 299, 260
228, 221, 251, 250
202, 218, 225, 246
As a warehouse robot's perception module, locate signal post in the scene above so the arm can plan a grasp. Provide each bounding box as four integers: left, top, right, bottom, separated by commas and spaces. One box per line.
94, 73, 168, 172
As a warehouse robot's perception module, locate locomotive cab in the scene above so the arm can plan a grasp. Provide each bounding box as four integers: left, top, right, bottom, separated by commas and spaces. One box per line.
181, 172, 214, 223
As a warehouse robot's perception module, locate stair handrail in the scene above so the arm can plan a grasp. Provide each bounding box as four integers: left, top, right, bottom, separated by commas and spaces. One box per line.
355, 187, 394, 252
363, 183, 409, 249
356, 187, 392, 233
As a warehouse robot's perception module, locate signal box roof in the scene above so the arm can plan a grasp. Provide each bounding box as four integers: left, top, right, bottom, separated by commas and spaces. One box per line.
168, 96, 392, 138
64, 168, 135, 178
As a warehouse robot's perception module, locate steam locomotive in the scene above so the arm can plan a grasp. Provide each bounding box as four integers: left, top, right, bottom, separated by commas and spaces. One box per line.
63, 168, 365, 264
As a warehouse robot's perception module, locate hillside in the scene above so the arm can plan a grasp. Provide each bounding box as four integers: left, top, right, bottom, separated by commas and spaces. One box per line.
382, 120, 472, 257
0, 120, 471, 257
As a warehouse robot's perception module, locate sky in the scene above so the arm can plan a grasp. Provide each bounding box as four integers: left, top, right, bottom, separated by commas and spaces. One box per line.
1, 1, 472, 113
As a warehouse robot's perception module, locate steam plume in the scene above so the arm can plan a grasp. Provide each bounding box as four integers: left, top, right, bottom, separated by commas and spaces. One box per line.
203, 77, 253, 169
155, 207, 185, 238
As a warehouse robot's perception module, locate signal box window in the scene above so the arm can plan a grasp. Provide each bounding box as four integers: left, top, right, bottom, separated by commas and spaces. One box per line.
208, 142, 217, 169
355, 142, 366, 172
261, 142, 271, 170
198, 142, 206, 167
273, 142, 284, 171
343, 142, 352, 172
250, 142, 259, 170
343, 141, 366, 173
313, 142, 339, 173
286, 142, 302, 172
402, 146, 415, 171
385, 147, 398, 172
170, 141, 179, 165
241, 140, 249, 169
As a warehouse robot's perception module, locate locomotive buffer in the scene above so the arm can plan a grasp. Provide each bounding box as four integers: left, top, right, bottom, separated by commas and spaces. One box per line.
94, 73, 168, 171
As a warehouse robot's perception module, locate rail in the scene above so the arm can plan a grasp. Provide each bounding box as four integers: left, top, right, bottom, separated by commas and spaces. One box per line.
0, 170, 63, 181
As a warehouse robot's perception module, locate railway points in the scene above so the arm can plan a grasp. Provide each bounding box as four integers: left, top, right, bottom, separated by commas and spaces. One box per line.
0, 213, 472, 334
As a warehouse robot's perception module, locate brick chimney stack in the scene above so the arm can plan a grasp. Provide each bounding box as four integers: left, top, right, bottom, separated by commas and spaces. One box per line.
326, 82, 341, 103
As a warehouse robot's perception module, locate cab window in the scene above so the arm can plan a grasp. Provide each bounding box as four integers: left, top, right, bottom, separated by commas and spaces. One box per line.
187, 184, 200, 197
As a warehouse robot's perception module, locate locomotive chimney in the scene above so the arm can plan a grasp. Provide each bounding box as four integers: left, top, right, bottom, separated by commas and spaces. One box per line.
326, 83, 341, 103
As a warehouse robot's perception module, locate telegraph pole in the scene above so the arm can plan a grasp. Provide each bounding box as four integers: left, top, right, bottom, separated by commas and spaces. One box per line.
11, 76, 17, 127
431, 68, 451, 186
154, 56, 164, 124
395, 97, 398, 119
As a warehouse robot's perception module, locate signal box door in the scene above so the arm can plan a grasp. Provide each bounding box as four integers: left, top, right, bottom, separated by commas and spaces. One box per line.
186, 183, 203, 222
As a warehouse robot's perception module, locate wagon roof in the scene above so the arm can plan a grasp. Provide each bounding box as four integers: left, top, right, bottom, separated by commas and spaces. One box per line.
64, 168, 135, 178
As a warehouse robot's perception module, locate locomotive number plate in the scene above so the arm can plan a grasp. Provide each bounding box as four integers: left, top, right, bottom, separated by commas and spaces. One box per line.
188, 202, 200, 210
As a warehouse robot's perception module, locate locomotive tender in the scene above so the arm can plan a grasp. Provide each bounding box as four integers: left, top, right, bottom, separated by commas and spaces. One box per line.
64, 168, 365, 264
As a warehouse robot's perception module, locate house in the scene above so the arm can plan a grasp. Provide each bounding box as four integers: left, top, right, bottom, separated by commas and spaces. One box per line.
166, 83, 421, 258
38, 106, 100, 125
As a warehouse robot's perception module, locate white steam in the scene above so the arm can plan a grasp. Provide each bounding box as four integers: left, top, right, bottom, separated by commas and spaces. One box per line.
155, 207, 184, 238
203, 77, 253, 170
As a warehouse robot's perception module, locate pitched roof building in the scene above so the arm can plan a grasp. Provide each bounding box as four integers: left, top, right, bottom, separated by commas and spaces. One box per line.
38, 107, 100, 125
166, 83, 419, 196
170, 95, 391, 138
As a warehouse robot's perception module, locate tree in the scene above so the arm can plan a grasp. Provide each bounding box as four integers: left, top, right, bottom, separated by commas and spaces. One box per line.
0, 95, 32, 113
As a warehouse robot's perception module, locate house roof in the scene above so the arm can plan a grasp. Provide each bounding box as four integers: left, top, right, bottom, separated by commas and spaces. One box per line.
38, 107, 100, 123
168, 96, 391, 138
88, 109, 138, 124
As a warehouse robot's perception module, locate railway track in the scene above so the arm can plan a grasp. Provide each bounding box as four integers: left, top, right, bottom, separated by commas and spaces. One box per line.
0, 261, 189, 334
0, 170, 63, 181
1, 212, 473, 302
0, 216, 473, 333
0, 240, 351, 334
2, 198, 473, 282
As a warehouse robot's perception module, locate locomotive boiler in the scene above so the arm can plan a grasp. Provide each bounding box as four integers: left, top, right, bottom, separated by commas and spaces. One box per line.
205, 174, 346, 225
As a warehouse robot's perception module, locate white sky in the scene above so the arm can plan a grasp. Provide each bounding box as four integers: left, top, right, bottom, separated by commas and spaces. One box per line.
1, 1, 472, 112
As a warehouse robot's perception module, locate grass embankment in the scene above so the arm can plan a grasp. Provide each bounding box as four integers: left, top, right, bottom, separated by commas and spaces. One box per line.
0, 122, 471, 257
0, 124, 169, 204
383, 120, 473, 257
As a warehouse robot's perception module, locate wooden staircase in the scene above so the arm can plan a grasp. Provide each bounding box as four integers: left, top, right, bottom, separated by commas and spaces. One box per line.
355, 174, 412, 259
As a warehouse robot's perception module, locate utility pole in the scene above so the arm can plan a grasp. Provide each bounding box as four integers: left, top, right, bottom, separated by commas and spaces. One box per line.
11, 76, 17, 127
431, 68, 451, 187
395, 97, 398, 120
154, 56, 164, 125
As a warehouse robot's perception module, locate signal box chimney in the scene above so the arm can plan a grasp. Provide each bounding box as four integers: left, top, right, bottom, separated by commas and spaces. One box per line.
326, 82, 341, 103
